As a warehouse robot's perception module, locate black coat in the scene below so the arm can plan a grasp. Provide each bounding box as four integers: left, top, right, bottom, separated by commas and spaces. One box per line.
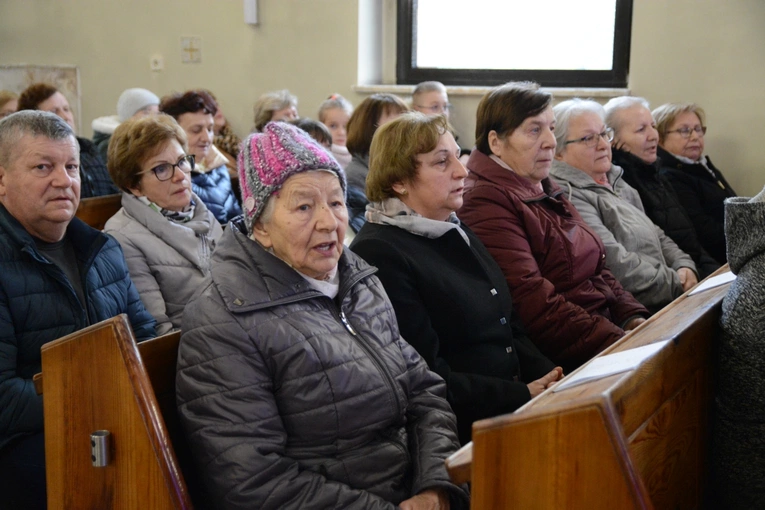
657, 147, 736, 264
611, 148, 720, 278
351, 221, 555, 444
78, 136, 119, 198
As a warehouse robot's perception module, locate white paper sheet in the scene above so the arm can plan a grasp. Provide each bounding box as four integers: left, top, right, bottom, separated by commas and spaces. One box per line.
688, 271, 736, 296
553, 340, 671, 392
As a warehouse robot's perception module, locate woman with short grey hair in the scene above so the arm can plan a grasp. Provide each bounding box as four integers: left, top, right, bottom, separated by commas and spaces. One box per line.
551, 98, 697, 313
605, 96, 720, 278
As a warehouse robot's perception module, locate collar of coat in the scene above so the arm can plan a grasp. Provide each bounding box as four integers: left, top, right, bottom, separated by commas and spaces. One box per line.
209, 218, 377, 313
465, 149, 564, 203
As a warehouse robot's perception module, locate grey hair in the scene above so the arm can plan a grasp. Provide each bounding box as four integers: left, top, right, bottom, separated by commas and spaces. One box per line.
412, 81, 447, 103
553, 99, 606, 155
603, 96, 651, 135
0, 110, 75, 166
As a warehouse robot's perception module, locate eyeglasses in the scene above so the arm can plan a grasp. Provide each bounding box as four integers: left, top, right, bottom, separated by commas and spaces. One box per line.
665, 126, 707, 138
415, 103, 452, 114
564, 128, 614, 148
144, 155, 195, 181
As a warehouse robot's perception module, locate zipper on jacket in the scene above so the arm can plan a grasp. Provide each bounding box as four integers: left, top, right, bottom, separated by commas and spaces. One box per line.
330, 284, 403, 419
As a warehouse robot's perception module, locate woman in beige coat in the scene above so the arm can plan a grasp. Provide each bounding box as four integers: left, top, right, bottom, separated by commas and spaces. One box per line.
104, 114, 222, 334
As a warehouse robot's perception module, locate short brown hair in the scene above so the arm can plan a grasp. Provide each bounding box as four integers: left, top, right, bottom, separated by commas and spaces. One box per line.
474, 82, 551, 155
17, 83, 58, 111
346, 93, 409, 158
107, 113, 188, 192
289, 118, 332, 149
366, 112, 448, 202
652, 103, 706, 144
159, 90, 217, 120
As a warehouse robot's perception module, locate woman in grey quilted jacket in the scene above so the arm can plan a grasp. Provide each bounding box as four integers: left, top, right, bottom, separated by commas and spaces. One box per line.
713, 186, 765, 508
105, 114, 223, 335
550, 99, 698, 313
176, 122, 468, 510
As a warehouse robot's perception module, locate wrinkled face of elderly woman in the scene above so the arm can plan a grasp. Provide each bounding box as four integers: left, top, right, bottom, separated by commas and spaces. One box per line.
489, 106, 556, 187
612, 105, 659, 164
557, 111, 612, 183
253, 171, 348, 280
661, 111, 705, 161
394, 131, 466, 222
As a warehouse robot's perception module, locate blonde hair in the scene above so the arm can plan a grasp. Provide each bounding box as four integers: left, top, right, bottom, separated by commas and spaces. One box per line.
253, 89, 298, 132
0, 90, 18, 111
318, 94, 353, 123
652, 103, 706, 144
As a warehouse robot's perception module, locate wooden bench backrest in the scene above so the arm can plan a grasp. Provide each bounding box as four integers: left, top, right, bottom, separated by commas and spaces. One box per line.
40, 315, 193, 509
447, 268, 731, 509
75, 193, 122, 230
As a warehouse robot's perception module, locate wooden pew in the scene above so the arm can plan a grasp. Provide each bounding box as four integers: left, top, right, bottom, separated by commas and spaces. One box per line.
446, 268, 732, 509
39, 315, 194, 509
75, 193, 122, 230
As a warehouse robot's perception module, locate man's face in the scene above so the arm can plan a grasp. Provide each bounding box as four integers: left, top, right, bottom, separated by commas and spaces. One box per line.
0, 134, 80, 242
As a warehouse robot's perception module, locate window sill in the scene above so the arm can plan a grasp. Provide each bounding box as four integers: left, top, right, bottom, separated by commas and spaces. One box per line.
353, 84, 630, 99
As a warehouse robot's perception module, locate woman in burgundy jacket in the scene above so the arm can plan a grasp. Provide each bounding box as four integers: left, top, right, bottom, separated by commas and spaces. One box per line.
459, 82, 648, 372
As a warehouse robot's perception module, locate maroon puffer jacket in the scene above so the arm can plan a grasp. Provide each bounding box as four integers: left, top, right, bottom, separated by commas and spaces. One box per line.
459, 150, 648, 371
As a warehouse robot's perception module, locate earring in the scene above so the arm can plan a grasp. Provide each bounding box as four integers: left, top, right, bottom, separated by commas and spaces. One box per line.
401, 189, 408, 195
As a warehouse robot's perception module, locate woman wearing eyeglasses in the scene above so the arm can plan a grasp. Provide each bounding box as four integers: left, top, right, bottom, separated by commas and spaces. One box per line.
653, 103, 736, 265
104, 114, 223, 335
604, 96, 721, 279
550, 99, 697, 313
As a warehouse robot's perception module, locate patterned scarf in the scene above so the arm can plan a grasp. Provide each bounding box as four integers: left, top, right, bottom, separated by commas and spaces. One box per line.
137, 196, 196, 224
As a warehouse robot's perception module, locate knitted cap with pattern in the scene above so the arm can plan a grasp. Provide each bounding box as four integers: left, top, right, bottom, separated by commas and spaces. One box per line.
237, 121, 345, 233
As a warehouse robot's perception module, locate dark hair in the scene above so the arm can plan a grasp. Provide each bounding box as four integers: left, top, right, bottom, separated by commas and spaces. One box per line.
474, 82, 552, 155
346, 93, 409, 158
159, 90, 218, 119
289, 118, 332, 149
17, 83, 58, 111
107, 114, 188, 192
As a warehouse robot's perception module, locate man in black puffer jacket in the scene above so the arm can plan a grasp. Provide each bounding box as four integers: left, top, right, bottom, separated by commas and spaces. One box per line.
0, 111, 156, 510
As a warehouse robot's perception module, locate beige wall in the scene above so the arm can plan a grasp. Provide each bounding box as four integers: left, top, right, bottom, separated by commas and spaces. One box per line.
1, 0, 764, 195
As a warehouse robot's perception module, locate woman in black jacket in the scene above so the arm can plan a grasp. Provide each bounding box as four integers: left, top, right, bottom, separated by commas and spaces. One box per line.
604, 96, 721, 278
653, 102, 736, 264
351, 113, 562, 444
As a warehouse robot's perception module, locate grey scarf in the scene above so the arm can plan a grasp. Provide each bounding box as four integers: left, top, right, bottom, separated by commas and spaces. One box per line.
365, 197, 469, 245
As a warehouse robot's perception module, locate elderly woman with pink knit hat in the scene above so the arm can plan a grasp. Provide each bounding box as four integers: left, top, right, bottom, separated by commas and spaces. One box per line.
176, 122, 468, 510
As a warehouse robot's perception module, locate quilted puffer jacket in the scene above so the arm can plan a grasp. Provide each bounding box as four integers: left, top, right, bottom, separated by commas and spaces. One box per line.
0, 204, 156, 452
459, 150, 648, 372
104, 192, 222, 335
611, 147, 720, 277
191, 162, 242, 224
177, 220, 469, 510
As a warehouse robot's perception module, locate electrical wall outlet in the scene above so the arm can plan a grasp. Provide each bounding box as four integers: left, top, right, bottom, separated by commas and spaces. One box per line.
150, 55, 164, 72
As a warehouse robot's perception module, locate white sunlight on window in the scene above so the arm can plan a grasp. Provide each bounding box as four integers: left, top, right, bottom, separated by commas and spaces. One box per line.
415, 0, 617, 71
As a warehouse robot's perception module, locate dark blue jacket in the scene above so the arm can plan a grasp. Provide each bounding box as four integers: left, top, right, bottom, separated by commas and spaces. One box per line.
0, 204, 156, 452
191, 164, 242, 224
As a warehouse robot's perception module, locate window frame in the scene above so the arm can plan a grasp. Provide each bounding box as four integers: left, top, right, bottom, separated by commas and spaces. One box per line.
396, 0, 634, 88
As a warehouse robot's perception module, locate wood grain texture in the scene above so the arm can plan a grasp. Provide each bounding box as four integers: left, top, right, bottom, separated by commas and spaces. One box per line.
75, 193, 121, 230
41, 315, 192, 509
446, 266, 731, 509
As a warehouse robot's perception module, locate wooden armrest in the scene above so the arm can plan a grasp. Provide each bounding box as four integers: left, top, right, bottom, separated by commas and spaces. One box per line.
33, 372, 43, 395
445, 441, 472, 485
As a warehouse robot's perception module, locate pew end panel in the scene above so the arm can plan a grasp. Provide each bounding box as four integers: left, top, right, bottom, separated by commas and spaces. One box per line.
448, 266, 731, 509
40, 315, 192, 509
